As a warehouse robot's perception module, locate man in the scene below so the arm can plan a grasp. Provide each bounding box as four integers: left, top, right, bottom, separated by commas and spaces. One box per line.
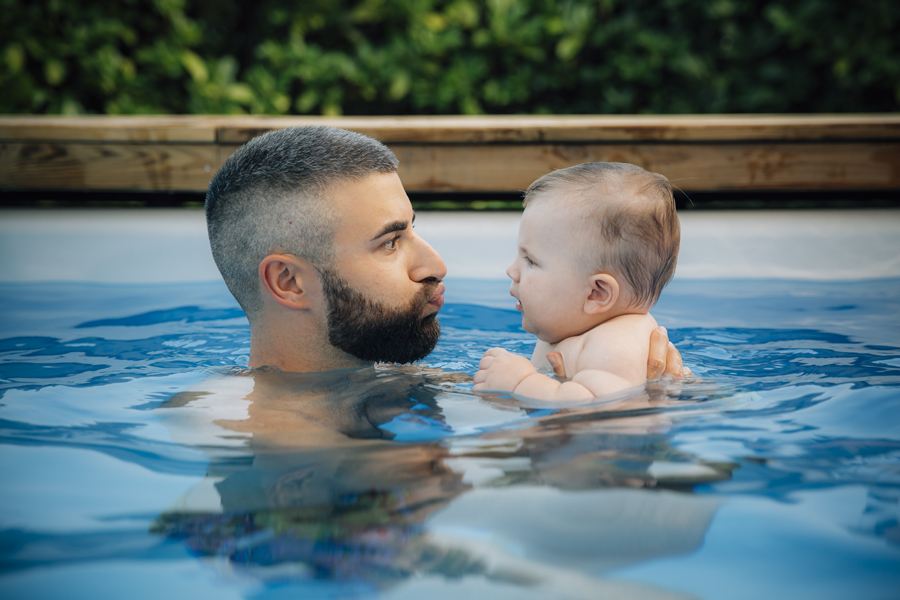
205, 125, 685, 377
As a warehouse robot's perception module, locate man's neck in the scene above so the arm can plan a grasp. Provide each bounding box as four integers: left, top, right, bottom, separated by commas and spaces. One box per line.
249, 323, 371, 374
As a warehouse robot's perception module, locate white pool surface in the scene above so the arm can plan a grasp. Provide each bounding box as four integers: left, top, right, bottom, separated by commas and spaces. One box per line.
1, 209, 898, 283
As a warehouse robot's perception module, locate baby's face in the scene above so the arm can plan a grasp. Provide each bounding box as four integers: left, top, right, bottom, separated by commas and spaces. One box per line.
507, 201, 598, 344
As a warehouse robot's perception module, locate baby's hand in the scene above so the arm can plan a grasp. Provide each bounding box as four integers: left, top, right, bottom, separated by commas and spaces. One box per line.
473, 348, 537, 392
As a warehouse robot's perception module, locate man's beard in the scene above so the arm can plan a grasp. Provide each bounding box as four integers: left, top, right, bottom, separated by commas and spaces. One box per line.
318, 268, 441, 364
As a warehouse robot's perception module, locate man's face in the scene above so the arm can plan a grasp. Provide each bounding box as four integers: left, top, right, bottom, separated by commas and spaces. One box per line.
323, 172, 447, 363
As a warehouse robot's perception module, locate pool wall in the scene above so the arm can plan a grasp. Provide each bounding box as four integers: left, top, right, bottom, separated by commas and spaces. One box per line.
1, 208, 898, 284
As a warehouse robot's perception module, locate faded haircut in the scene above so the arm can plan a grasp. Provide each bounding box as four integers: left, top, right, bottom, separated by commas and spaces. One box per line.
205, 126, 399, 320
524, 162, 680, 309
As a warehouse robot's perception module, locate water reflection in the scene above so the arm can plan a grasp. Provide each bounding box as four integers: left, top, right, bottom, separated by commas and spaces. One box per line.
153, 367, 732, 596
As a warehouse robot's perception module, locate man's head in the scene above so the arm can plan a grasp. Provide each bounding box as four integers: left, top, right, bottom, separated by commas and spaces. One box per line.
206, 126, 399, 319
206, 126, 446, 369
507, 162, 679, 342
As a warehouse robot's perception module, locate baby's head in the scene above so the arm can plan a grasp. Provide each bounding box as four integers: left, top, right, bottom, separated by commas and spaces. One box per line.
509, 162, 679, 342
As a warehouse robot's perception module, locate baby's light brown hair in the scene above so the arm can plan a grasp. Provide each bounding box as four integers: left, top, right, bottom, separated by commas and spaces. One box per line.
524, 162, 680, 309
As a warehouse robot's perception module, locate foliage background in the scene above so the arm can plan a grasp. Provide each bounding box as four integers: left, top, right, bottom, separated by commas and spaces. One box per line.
2, 0, 898, 116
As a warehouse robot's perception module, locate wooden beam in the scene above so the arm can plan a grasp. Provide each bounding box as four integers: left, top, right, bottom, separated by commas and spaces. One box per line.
0, 143, 220, 192
390, 142, 900, 192
207, 137, 900, 192
2, 114, 898, 144
1, 115, 898, 194
212, 114, 900, 144
0, 116, 218, 143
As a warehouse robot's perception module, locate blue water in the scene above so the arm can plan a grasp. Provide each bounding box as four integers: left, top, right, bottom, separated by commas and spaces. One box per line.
1, 278, 899, 599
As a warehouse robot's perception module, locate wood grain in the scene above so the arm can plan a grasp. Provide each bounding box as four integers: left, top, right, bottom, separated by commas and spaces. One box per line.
0, 143, 220, 191
2, 115, 898, 194
213, 114, 900, 143
2, 114, 898, 144
211, 141, 900, 192
0, 116, 218, 143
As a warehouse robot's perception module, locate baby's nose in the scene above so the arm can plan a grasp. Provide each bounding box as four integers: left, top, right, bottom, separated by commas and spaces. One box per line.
506, 260, 518, 281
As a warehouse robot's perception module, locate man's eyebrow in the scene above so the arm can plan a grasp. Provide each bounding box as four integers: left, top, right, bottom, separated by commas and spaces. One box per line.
370, 219, 409, 241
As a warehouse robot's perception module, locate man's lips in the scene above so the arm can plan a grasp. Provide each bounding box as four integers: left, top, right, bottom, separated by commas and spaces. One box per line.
428, 283, 445, 309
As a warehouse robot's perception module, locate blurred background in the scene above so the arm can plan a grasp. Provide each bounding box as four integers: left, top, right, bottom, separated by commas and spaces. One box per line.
2, 0, 898, 117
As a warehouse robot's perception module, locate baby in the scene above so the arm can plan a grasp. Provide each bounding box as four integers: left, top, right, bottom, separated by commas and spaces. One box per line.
473, 162, 680, 401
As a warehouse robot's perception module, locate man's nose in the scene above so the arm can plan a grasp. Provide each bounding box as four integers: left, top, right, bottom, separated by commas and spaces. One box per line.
410, 234, 447, 282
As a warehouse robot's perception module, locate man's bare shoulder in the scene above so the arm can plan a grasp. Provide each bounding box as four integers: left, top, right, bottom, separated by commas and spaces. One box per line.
155, 371, 255, 449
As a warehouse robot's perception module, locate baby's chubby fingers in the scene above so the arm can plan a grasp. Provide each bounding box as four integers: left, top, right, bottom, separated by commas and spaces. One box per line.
478, 347, 508, 370
473, 350, 537, 393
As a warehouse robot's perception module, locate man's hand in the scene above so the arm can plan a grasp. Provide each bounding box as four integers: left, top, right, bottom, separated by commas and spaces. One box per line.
546, 351, 566, 379
473, 348, 538, 392
647, 326, 692, 380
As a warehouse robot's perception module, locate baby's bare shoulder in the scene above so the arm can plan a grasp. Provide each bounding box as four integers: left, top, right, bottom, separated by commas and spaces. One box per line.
589, 313, 658, 337
573, 313, 658, 379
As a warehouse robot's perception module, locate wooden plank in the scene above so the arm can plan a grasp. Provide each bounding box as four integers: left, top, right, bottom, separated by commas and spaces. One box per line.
9, 140, 892, 194
2, 114, 897, 194
213, 114, 900, 144
0, 116, 218, 143
0, 143, 220, 192
387, 142, 900, 192
3, 114, 897, 144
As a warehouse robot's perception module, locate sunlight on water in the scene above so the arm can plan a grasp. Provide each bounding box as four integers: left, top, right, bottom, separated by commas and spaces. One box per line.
1, 278, 898, 599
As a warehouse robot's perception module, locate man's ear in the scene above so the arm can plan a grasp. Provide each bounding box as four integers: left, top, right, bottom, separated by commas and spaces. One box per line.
258, 254, 319, 311
584, 273, 619, 314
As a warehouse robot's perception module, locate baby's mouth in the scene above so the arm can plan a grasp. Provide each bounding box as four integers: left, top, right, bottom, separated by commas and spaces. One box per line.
510, 291, 523, 312
509, 286, 524, 312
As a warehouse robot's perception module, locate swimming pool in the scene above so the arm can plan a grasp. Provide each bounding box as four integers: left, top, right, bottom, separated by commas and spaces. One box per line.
1, 209, 899, 599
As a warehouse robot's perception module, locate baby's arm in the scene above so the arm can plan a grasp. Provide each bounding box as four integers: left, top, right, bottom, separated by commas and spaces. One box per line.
473, 315, 658, 401
473, 348, 598, 400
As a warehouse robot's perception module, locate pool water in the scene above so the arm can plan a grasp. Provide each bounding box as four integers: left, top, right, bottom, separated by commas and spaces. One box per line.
1, 277, 899, 599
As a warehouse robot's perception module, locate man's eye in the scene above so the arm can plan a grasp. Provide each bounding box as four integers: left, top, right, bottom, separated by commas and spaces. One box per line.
384, 236, 400, 250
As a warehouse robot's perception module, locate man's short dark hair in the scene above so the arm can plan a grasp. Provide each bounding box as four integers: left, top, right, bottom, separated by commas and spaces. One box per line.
205, 126, 399, 319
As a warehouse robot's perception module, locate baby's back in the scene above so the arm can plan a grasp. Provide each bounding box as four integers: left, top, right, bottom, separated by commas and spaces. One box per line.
553, 313, 659, 393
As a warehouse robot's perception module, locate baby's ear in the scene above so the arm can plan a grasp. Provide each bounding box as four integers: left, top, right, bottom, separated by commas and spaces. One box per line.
585, 273, 619, 314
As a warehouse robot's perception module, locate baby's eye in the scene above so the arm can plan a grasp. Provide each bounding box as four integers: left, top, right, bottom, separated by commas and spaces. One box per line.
523, 255, 535, 266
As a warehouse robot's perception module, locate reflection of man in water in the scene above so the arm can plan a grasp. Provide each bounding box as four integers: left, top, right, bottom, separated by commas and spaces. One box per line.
204, 125, 683, 375
157, 373, 728, 598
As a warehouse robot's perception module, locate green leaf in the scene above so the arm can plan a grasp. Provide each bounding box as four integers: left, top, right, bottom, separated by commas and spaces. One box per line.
44, 59, 66, 86
5, 44, 25, 73
181, 50, 208, 84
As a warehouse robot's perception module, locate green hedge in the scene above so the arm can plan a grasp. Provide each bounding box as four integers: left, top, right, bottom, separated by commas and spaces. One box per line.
2, 0, 898, 115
